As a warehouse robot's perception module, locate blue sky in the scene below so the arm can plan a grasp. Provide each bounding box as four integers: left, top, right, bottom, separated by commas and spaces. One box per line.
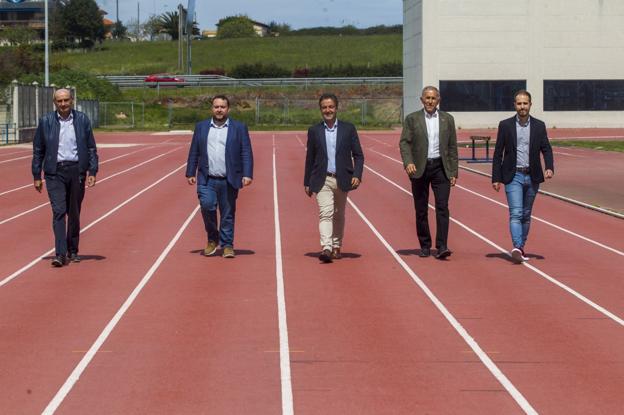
96, 0, 402, 30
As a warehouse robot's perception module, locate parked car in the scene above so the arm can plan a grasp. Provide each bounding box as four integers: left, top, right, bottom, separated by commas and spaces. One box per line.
144, 74, 185, 86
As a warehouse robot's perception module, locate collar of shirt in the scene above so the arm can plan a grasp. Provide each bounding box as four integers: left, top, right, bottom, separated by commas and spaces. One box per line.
210, 118, 229, 129
56, 112, 73, 122
516, 115, 530, 127
324, 119, 338, 132
425, 110, 438, 119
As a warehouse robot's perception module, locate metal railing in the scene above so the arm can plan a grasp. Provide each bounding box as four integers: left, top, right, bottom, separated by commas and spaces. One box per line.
1, 123, 17, 145
99, 75, 403, 88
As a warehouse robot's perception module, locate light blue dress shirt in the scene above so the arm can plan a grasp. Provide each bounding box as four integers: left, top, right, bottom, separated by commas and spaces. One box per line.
57, 112, 78, 162
207, 118, 228, 177
515, 115, 530, 168
324, 120, 338, 174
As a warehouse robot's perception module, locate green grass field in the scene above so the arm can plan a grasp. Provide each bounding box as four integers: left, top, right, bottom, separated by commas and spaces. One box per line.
55, 35, 402, 75
551, 140, 624, 152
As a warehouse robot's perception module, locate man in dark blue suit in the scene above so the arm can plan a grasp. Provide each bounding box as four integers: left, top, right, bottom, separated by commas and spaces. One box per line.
32, 88, 99, 267
492, 90, 554, 263
186, 95, 253, 258
304, 93, 364, 263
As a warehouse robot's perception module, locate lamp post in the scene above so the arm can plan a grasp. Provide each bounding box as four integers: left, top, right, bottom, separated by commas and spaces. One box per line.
45, 0, 49, 86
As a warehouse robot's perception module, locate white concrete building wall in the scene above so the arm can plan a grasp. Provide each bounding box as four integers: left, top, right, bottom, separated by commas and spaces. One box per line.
403, 0, 624, 128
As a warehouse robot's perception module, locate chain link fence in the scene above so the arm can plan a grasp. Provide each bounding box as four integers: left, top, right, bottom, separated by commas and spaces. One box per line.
156, 97, 402, 129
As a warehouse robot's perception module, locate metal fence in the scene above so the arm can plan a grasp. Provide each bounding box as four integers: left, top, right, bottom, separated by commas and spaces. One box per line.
162, 97, 402, 129
1, 123, 17, 145
100, 75, 403, 89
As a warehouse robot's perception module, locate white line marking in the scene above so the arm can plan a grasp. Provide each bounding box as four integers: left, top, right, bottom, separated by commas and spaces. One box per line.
0, 155, 30, 164
457, 163, 624, 220
363, 164, 624, 327
346, 197, 538, 414
0, 148, 181, 225
367, 148, 624, 253
294, 134, 305, 148
273, 135, 294, 415
42, 204, 199, 414
0, 150, 31, 157
0, 146, 154, 198
0, 164, 186, 288
552, 151, 583, 157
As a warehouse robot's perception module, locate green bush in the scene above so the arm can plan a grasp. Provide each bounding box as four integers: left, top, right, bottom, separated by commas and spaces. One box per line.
230, 62, 290, 78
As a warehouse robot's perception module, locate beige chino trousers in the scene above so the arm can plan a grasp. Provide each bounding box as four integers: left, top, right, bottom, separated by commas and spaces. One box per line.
315, 176, 347, 250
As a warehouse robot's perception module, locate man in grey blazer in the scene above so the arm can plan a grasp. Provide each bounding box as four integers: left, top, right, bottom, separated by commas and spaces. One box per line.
304, 93, 364, 263
399, 86, 458, 259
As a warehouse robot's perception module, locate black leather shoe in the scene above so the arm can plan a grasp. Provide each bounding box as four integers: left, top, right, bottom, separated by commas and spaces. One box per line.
51, 255, 67, 267
435, 248, 452, 260
69, 253, 81, 263
319, 249, 333, 263
418, 248, 431, 258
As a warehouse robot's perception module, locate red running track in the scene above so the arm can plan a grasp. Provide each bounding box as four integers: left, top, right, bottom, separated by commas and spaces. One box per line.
0, 131, 623, 414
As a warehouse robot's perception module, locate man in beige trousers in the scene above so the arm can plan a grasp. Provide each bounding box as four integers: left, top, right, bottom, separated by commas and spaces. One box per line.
304, 93, 365, 263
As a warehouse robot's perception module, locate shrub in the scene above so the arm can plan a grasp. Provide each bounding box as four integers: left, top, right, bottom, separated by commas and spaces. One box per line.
230, 63, 290, 78
199, 67, 226, 76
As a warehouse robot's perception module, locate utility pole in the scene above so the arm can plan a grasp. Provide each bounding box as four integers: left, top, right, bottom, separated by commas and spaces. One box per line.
137, 2, 140, 39
44, 0, 49, 86
177, 4, 185, 71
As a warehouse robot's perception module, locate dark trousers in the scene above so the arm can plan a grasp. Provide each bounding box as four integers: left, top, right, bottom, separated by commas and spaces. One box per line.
45, 163, 86, 256
410, 158, 451, 250
197, 177, 239, 248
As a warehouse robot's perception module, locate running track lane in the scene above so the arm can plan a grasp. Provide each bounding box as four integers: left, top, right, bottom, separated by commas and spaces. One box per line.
37, 134, 280, 413
0, 147, 187, 279
349, 145, 624, 413
0, 155, 201, 412
361, 144, 624, 318
274, 133, 528, 414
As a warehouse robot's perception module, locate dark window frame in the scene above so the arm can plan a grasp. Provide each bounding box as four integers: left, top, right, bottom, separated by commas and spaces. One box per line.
439, 80, 526, 112
544, 80, 624, 111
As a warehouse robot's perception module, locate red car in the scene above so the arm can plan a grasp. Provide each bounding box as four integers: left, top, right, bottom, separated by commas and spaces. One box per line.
144, 74, 185, 85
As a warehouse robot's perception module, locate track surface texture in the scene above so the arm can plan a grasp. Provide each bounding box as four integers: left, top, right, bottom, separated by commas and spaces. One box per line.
1, 129, 623, 414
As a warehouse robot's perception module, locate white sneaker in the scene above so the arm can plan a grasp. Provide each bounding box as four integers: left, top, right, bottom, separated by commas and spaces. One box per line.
511, 248, 524, 263
519, 248, 529, 262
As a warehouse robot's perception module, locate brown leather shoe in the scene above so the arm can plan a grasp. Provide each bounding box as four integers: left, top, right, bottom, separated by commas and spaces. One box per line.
222, 246, 235, 258
331, 247, 342, 259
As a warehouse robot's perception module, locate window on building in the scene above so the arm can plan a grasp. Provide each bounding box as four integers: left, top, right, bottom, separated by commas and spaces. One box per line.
439, 80, 526, 112
544, 80, 624, 111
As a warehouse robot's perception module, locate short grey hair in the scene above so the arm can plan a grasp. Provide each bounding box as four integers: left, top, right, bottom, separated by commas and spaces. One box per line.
421, 85, 440, 97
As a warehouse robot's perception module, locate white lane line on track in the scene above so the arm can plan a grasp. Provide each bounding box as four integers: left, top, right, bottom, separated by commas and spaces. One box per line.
364, 163, 624, 327
42, 204, 199, 414
0, 155, 30, 164
273, 135, 295, 415
0, 163, 186, 288
552, 151, 583, 157
0, 149, 30, 157
367, 147, 624, 255
347, 197, 538, 414
0, 147, 181, 225
0, 146, 154, 197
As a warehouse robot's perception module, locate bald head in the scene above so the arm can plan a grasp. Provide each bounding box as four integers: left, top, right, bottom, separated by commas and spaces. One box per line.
53, 89, 73, 118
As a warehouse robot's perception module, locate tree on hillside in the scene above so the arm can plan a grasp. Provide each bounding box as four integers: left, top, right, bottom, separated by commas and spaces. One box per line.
143, 15, 161, 40
111, 21, 128, 39
156, 11, 199, 40
53, 0, 105, 47
0, 27, 38, 46
268, 21, 291, 36
217, 15, 257, 39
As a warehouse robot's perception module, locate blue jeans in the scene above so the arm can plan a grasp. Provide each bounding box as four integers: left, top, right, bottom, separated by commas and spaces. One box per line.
197, 178, 238, 248
505, 172, 539, 249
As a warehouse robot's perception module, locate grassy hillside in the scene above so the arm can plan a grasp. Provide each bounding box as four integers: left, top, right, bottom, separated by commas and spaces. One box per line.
54, 34, 402, 75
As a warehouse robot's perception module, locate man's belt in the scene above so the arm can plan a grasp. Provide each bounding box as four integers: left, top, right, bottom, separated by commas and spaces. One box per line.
516, 166, 530, 174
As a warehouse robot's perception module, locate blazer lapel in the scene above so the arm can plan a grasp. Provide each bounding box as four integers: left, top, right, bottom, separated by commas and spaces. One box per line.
318, 122, 328, 157
438, 112, 447, 149
417, 111, 428, 147
511, 116, 518, 149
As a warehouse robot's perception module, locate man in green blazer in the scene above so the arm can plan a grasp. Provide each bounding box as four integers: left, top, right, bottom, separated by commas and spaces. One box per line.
399, 86, 458, 259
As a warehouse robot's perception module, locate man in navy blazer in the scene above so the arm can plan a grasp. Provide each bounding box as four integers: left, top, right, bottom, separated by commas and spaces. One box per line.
186, 95, 253, 258
304, 93, 364, 263
32, 89, 98, 267
492, 90, 554, 263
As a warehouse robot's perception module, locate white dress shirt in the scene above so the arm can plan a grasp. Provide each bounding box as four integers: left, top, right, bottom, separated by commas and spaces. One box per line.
425, 110, 440, 159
